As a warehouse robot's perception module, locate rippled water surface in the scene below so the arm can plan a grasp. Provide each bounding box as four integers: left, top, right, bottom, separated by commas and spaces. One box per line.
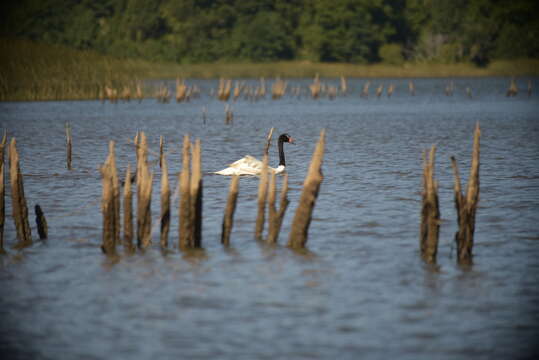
1, 78, 538, 359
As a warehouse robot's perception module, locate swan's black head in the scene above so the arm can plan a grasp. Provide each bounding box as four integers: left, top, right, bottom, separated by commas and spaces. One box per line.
279, 133, 295, 144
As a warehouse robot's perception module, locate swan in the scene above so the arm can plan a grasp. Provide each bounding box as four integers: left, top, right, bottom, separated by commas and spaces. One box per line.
215, 133, 295, 175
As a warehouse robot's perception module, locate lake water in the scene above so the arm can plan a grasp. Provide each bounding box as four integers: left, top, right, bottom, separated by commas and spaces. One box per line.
1, 77, 538, 359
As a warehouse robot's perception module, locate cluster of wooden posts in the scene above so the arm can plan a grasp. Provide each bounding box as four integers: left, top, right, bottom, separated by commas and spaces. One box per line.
99, 128, 326, 256
98, 76, 532, 104
0, 133, 48, 254
100, 81, 144, 103
420, 123, 481, 265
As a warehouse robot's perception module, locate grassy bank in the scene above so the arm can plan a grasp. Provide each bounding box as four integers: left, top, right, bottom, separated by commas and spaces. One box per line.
0, 38, 184, 101
1, 38, 538, 101
173, 59, 539, 79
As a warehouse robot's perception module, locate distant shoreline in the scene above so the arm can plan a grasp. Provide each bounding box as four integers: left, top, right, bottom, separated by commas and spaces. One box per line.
1, 38, 538, 102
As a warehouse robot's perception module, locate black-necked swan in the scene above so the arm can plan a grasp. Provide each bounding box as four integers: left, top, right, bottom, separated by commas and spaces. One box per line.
215, 133, 295, 175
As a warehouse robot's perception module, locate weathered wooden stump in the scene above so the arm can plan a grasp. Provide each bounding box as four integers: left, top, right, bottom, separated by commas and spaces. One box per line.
419, 145, 440, 264
160, 152, 170, 248
267, 173, 289, 244
288, 130, 325, 249
136, 133, 153, 249
0, 132, 6, 253
255, 155, 269, 240
190, 139, 203, 248
451, 123, 481, 265
100, 142, 116, 255
221, 175, 239, 246
9, 139, 32, 249
123, 163, 134, 252
179, 135, 192, 250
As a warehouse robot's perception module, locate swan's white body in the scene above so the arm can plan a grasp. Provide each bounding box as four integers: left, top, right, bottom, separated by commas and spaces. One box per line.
214, 155, 285, 176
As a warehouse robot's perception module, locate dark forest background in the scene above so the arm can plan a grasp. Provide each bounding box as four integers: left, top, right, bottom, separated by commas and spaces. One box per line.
1, 0, 538, 66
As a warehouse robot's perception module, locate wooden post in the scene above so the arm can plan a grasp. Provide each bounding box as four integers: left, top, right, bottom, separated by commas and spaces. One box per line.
267, 172, 277, 243
387, 83, 395, 98
255, 155, 269, 240
109, 141, 121, 247
268, 173, 289, 244
408, 80, 415, 96
35, 204, 48, 240
288, 130, 325, 248
100, 145, 115, 255
66, 122, 72, 170
221, 175, 239, 246
123, 163, 134, 251
340, 75, 347, 95
264, 128, 274, 157
136, 133, 152, 249
9, 139, 32, 249
0, 161, 4, 254
451, 123, 481, 264
190, 139, 203, 248
0, 132, 6, 254
178, 135, 191, 249
419, 145, 440, 263
160, 152, 170, 248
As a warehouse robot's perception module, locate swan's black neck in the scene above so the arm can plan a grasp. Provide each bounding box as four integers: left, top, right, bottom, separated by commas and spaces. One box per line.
278, 137, 286, 166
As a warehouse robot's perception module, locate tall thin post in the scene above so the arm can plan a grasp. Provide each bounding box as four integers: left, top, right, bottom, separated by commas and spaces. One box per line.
160, 152, 170, 248
109, 141, 120, 247
288, 130, 325, 248
419, 145, 440, 263
0, 132, 6, 253
255, 155, 269, 240
9, 139, 32, 249
100, 143, 115, 255
451, 123, 481, 264
268, 173, 289, 244
190, 139, 203, 247
136, 133, 152, 249
221, 175, 239, 246
123, 163, 134, 251
179, 135, 191, 249
0, 161, 4, 254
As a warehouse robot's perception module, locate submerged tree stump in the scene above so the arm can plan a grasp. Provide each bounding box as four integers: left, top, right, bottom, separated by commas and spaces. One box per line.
255, 155, 269, 240
190, 139, 203, 248
179, 135, 192, 249
100, 142, 116, 255
288, 130, 325, 249
221, 175, 239, 246
419, 145, 440, 263
136, 133, 153, 249
160, 153, 170, 248
451, 123, 481, 264
123, 163, 134, 251
9, 139, 32, 249
109, 141, 121, 247
0, 132, 6, 253
267, 173, 289, 244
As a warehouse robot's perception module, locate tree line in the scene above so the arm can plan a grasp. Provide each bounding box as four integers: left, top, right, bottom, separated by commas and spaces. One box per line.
1, 0, 538, 66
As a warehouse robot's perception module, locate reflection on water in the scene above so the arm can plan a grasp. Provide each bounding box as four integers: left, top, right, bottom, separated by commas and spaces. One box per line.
1, 77, 538, 359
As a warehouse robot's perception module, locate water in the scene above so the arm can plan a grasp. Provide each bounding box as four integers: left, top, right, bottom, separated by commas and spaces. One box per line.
1, 78, 538, 359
